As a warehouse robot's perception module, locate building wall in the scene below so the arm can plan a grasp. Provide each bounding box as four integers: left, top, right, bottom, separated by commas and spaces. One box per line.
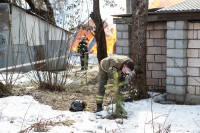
165, 21, 188, 103
146, 22, 167, 91
185, 22, 200, 104
116, 21, 167, 91
115, 18, 200, 104
116, 23, 131, 56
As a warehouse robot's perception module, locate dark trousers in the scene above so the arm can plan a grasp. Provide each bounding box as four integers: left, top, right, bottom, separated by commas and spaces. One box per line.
80, 53, 88, 70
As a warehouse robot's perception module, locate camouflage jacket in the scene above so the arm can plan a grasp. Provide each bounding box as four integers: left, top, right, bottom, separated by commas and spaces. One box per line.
99, 55, 133, 79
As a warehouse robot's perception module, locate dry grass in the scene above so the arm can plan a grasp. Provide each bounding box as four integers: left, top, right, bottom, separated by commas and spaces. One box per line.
19, 115, 75, 133
0, 82, 12, 98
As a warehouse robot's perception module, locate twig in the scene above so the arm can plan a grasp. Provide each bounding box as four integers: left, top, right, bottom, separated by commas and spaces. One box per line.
193, 118, 200, 127
20, 98, 34, 131
161, 104, 174, 132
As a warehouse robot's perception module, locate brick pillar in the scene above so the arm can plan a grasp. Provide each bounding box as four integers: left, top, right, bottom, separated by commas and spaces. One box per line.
166, 21, 188, 103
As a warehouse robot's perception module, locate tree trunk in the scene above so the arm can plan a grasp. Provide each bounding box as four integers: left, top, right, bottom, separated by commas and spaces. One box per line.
130, 0, 149, 99
90, 0, 107, 63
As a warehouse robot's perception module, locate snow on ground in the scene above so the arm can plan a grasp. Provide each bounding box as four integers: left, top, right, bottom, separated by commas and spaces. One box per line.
0, 94, 200, 133
0, 54, 200, 133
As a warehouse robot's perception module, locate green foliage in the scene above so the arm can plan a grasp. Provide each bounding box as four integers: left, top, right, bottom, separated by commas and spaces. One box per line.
105, 70, 128, 117
114, 95, 127, 116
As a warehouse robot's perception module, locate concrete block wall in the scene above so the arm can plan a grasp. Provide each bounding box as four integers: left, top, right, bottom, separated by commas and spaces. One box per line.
116, 22, 167, 90
116, 24, 131, 55
185, 22, 200, 104
166, 21, 188, 103
146, 22, 167, 91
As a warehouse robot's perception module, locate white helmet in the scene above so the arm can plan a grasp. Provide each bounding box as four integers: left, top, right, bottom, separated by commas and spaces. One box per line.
82, 36, 86, 41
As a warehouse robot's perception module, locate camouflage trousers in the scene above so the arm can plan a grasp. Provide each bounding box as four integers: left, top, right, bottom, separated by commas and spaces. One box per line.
96, 67, 130, 104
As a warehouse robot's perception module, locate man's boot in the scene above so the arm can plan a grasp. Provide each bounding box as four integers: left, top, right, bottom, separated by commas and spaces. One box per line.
97, 103, 103, 112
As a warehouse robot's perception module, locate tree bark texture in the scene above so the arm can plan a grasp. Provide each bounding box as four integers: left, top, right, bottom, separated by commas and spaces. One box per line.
130, 0, 149, 99
90, 0, 107, 63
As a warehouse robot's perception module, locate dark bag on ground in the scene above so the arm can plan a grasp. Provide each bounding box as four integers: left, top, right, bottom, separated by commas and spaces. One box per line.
69, 100, 86, 112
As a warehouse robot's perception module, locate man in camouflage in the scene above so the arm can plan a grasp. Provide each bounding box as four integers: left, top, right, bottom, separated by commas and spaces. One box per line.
96, 55, 134, 112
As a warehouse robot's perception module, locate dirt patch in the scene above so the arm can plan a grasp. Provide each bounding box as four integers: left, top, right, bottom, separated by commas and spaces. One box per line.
11, 64, 114, 113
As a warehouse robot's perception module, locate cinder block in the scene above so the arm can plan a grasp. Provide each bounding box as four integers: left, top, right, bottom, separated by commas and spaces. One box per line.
166, 85, 186, 95
175, 77, 187, 85
147, 47, 162, 54
116, 32, 122, 38
154, 39, 166, 46
198, 30, 200, 39
194, 30, 198, 39
187, 49, 198, 57
167, 30, 187, 39
162, 63, 166, 70
116, 47, 122, 54
162, 79, 166, 86
150, 30, 165, 38
175, 40, 187, 49
152, 71, 166, 78
166, 76, 174, 84
185, 94, 200, 104
188, 77, 200, 86
187, 67, 200, 76
174, 58, 187, 67
196, 86, 200, 95
147, 55, 154, 62
122, 47, 130, 54
155, 55, 166, 63
146, 31, 150, 38
167, 40, 175, 48
122, 32, 129, 39
194, 23, 200, 30
188, 40, 200, 48
162, 47, 167, 54
116, 24, 129, 31
147, 39, 153, 46
175, 21, 188, 30
187, 86, 196, 95
147, 23, 154, 30
154, 22, 167, 30
188, 58, 200, 67
188, 22, 194, 30
146, 71, 152, 78
167, 21, 175, 29
116, 39, 130, 47
188, 30, 194, 39
167, 68, 186, 76
167, 49, 187, 58
148, 63, 162, 70
167, 58, 175, 67
147, 78, 159, 86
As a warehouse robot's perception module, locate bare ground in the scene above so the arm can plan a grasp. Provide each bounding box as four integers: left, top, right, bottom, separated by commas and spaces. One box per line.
11, 64, 114, 113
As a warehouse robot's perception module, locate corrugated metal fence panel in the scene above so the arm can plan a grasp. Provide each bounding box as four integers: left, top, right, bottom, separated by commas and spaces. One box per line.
0, 3, 9, 68
0, 3, 9, 30
39, 19, 48, 46
12, 6, 27, 45
26, 13, 40, 46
